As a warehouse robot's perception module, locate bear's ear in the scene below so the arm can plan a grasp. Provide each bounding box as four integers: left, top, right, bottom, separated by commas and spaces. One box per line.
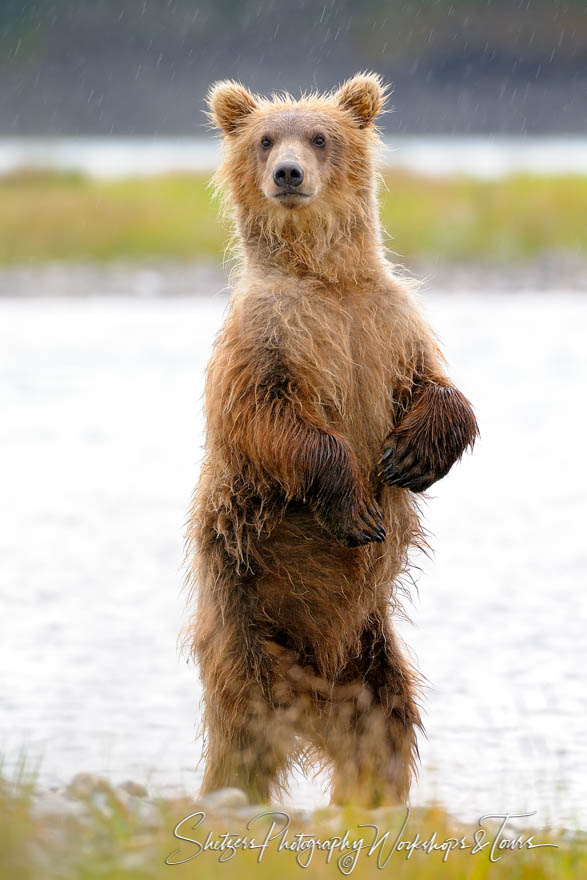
206, 80, 257, 135
336, 72, 387, 129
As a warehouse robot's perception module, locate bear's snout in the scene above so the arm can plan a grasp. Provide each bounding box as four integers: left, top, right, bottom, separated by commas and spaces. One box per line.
273, 161, 304, 189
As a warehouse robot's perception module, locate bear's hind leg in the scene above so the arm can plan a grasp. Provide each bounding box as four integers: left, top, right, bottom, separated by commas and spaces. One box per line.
316, 616, 421, 807
198, 627, 302, 804
201, 695, 296, 803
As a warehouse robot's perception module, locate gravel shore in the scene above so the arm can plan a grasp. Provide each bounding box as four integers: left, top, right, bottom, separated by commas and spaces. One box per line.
0, 254, 585, 299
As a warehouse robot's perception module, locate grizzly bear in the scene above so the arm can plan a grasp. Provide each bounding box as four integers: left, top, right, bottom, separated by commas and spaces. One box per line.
185, 73, 478, 807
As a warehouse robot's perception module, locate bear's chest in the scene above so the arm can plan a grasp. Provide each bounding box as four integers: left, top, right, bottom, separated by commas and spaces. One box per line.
280, 292, 398, 455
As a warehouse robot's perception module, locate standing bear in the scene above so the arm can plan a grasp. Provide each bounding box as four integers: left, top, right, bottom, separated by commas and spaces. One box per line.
186, 73, 478, 807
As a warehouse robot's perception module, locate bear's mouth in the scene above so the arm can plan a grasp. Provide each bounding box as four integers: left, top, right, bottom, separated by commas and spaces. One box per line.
273, 186, 310, 198
273, 191, 311, 207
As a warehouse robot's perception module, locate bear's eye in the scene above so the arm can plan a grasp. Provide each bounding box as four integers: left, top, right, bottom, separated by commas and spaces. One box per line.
312, 134, 326, 148
260, 136, 273, 149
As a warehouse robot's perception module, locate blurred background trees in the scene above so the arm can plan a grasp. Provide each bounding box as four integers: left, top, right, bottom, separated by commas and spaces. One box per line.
1, 0, 586, 134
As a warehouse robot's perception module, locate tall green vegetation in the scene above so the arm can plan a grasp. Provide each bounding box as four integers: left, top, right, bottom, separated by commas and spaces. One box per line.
0, 170, 585, 264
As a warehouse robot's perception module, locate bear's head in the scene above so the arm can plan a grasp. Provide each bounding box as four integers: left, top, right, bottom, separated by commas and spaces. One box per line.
207, 73, 389, 276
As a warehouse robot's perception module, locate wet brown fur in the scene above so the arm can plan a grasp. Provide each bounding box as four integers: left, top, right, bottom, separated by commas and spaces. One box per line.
185, 73, 479, 806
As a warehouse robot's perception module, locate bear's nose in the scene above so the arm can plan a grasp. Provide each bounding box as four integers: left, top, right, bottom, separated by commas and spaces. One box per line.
273, 162, 304, 188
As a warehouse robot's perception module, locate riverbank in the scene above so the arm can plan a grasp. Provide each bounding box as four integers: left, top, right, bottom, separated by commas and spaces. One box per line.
1, 770, 582, 879
0, 253, 586, 300
1, 170, 586, 265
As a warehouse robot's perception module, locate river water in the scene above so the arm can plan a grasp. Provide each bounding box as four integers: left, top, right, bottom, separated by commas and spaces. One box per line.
1, 279, 586, 829
1, 136, 587, 179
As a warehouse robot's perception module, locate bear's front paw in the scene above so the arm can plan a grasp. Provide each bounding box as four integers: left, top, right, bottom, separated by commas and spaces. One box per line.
379, 434, 440, 493
379, 383, 478, 493
313, 486, 386, 548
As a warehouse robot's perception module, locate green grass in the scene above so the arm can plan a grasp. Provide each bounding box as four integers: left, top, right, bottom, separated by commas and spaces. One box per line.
379, 173, 587, 261
1, 766, 585, 880
0, 169, 586, 265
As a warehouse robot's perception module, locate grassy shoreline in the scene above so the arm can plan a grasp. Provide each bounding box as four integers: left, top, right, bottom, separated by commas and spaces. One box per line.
1, 768, 585, 879
1, 170, 585, 265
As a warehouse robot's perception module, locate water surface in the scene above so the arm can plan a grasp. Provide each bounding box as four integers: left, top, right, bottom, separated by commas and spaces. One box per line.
1, 136, 586, 178
1, 286, 586, 828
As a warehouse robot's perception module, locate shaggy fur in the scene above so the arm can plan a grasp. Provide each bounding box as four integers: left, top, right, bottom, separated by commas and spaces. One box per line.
185, 72, 478, 806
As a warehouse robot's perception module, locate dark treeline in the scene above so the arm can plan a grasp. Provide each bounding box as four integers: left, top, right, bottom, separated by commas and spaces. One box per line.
1, 0, 585, 135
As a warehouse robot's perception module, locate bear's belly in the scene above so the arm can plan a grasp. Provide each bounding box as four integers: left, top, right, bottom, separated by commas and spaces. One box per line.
250, 501, 384, 665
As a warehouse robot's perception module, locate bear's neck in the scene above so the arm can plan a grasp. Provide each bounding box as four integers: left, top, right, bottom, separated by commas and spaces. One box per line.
235, 202, 387, 286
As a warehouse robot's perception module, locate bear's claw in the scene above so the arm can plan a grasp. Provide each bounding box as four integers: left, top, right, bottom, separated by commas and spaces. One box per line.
314, 489, 386, 547
379, 440, 443, 493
